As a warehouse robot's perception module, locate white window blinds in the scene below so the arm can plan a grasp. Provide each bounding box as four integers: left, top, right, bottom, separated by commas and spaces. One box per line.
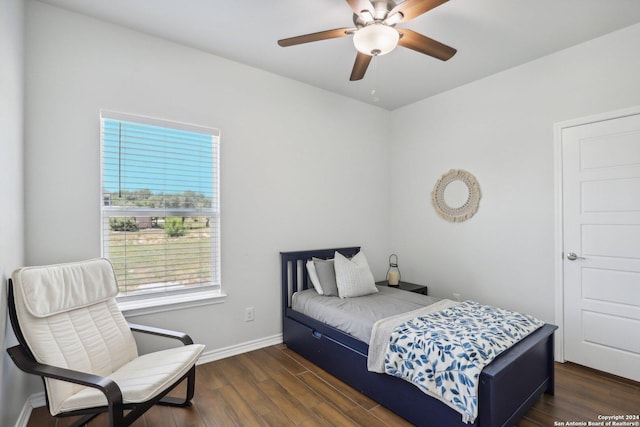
100, 111, 220, 298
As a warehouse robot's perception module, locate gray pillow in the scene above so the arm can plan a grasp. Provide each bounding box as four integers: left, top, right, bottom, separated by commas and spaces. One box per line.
313, 258, 339, 296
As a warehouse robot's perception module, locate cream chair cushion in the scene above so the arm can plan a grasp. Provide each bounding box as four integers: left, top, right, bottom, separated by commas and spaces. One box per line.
12, 258, 204, 415
58, 344, 204, 413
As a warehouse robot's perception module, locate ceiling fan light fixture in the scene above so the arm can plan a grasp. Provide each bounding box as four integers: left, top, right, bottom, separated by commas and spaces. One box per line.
353, 23, 399, 56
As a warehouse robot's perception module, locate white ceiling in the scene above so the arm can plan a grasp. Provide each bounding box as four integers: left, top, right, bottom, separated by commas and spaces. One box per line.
37, 0, 640, 110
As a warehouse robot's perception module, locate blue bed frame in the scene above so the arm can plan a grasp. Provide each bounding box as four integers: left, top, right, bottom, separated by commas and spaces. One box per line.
281, 247, 557, 427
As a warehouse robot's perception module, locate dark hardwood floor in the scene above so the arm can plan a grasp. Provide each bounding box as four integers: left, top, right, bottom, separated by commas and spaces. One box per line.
27, 344, 640, 427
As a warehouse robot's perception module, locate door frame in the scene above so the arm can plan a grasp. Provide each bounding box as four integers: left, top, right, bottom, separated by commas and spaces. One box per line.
553, 105, 640, 362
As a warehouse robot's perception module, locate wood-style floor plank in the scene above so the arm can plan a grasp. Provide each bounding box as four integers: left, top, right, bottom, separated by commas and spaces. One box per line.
27, 345, 640, 426
257, 378, 320, 424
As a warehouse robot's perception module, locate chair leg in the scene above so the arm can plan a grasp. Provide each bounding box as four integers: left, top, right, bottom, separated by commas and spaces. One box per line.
69, 413, 100, 427
158, 366, 196, 407
108, 401, 126, 427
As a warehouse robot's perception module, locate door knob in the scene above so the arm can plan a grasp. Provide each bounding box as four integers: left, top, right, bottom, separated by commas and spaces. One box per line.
566, 252, 586, 261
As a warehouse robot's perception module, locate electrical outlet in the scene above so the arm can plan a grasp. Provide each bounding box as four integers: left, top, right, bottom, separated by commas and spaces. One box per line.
244, 307, 255, 322
453, 293, 461, 301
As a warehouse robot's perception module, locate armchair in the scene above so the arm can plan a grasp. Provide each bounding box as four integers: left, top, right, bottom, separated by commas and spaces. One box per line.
6, 258, 205, 427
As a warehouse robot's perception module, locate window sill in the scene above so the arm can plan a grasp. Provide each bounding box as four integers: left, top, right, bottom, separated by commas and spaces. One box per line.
118, 289, 226, 318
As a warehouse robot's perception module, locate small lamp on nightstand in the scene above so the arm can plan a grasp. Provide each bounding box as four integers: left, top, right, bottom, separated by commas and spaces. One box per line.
387, 254, 401, 286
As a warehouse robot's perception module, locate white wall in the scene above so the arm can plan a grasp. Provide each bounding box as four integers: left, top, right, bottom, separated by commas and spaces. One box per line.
1, 0, 30, 425
390, 23, 640, 322
24, 0, 390, 367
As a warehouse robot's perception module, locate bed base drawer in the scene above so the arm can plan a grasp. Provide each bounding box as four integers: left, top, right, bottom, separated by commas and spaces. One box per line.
284, 316, 475, 426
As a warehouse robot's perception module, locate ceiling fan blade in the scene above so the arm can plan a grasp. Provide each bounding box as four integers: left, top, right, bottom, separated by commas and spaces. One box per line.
388, 0, 448, 23
278, 28, 354, 47
345, 0, 375, 16
397, 28, 456, 61
350, 52, 372, 81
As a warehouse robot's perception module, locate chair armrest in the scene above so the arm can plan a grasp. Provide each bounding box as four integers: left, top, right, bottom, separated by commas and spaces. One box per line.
6, 345, 123, 407
128, 322, 194, 345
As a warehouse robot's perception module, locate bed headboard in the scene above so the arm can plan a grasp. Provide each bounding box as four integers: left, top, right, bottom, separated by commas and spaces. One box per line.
280, 247, 361, 310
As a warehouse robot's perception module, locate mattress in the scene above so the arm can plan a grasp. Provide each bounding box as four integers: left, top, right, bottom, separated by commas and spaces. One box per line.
291, 285, 442, 343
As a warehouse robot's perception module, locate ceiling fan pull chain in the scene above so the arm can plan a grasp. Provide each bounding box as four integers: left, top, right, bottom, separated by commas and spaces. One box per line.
371, 54, 379, 103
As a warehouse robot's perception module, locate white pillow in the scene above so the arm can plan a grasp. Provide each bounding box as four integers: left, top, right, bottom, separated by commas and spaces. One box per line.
334, 251, 378, 298
306, 260, 324, 295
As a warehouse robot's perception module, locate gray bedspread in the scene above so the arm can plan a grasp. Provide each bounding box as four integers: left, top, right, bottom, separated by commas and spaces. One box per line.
291, 285, 442, 343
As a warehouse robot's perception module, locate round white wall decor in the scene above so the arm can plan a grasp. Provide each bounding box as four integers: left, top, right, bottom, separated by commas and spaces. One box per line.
431, 169, 481, 222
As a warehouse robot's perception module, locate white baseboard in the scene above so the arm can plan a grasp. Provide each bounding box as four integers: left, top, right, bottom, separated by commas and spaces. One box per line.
14, 334, 283, 426
14, 393, 46, 427
197, 333, 283, 365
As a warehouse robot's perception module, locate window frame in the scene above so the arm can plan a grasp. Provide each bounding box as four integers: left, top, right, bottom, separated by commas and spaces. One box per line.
100, 110, 224, 313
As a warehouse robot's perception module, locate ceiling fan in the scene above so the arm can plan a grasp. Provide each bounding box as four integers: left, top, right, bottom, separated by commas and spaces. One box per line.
278, 0, 457, 81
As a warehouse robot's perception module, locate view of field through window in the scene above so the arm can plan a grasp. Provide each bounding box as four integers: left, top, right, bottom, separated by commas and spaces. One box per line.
107, 215, 214, 295
101, 113, 219, 297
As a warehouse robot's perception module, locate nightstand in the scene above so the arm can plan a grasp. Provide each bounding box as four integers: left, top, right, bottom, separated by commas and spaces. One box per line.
376, 280, 428, 295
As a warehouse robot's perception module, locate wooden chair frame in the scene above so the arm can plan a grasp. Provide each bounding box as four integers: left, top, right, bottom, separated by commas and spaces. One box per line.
6, 278, 198, 427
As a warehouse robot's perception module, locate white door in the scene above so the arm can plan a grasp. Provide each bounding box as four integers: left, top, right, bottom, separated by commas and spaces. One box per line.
562, 112, 640, 382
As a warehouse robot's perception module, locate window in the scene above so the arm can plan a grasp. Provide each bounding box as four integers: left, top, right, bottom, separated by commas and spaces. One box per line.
100, 111, 220, 302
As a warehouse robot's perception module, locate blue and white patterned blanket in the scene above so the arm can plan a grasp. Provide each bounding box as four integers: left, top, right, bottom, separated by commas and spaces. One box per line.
383, 301, 544, 424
